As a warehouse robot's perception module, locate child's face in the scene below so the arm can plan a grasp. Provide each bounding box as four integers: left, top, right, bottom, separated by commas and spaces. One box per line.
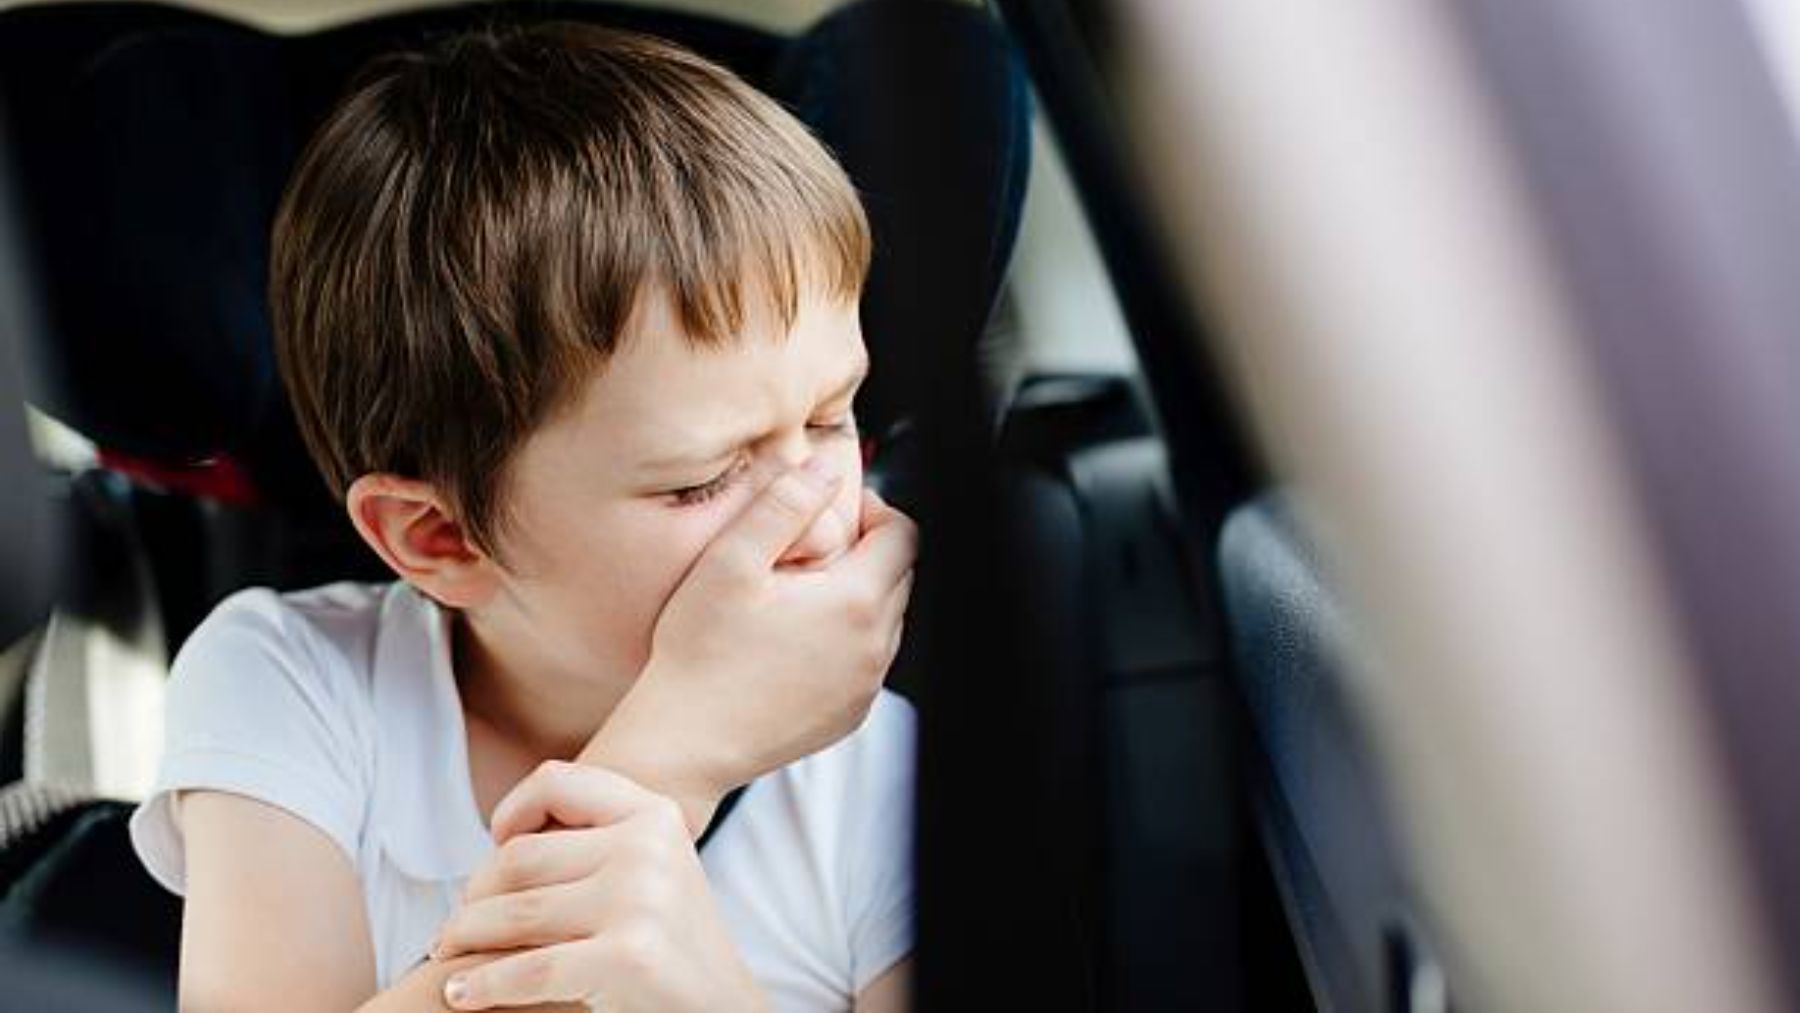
479, 288, 869, 687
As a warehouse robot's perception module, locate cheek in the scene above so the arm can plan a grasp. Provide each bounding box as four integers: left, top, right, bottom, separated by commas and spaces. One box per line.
547, 512, 717, 669
634, 511, 726, 605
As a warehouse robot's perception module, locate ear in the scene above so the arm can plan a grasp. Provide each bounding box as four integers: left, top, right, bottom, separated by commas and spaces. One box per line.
344, 474, 500, 609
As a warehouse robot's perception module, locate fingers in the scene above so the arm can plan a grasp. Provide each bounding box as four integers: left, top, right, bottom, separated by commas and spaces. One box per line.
443, 931, 674, 1010
442, 939, 598, 1010
435, 880, 595, 961
858, 485, 892, 525
489, 761, 667, 845
883, 569, 915, 628
775, 498, 853, 569
841, 489, 919, 592
461, 826, 617, 905
703, 461, 846, 575
879, 569, 913, 667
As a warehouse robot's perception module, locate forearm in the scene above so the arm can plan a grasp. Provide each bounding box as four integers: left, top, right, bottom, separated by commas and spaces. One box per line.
575, 670, 731, 838
353, 952, 583, 1013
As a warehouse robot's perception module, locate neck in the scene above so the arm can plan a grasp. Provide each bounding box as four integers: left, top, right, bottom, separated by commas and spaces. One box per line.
450, 609, 632, 762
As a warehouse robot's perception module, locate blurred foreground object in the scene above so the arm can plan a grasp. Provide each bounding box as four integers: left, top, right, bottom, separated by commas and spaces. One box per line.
1112, 0, 1800, 1009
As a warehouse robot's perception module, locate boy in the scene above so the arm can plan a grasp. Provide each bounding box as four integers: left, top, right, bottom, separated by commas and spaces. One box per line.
128, 22, 919, 1012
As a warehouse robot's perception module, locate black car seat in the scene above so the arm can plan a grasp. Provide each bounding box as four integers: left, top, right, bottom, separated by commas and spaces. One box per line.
0, 0, 1029, 1002
0, 140, 170, 1008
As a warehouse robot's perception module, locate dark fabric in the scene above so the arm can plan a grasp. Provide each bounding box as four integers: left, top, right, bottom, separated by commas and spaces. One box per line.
0, 933, 162, 1013
774, 0, 1033, 440
696, 782, 749, 852
0, 153, 56, 646
0, 792, 180, 999
0, 782, 92, 887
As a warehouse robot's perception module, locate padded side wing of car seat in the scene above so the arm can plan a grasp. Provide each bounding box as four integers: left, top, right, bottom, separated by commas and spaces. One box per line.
1218, 495, 1436, 1013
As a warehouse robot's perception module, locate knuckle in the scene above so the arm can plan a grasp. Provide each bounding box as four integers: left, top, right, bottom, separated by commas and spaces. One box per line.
497, 837, 538, 884
437, 916, 467, 951
646, 795, 685, 834
506, 949, 559, 996
505, 891, 547, 933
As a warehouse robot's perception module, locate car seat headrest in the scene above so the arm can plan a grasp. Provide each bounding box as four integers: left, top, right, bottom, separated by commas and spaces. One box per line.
9, 24, 293, 473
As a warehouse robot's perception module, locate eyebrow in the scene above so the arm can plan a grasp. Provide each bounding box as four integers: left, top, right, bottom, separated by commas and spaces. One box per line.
639, 357, 869, 474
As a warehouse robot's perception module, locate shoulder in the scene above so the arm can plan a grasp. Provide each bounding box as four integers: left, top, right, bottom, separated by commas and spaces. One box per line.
167, 581, 409, 719
131, 582, 408, 895
176, 582, 390, 681
153, 580, 435, 826
156, 579, 412, 765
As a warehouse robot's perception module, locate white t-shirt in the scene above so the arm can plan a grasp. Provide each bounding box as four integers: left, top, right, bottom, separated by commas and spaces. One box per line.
128, 582, 916, 1011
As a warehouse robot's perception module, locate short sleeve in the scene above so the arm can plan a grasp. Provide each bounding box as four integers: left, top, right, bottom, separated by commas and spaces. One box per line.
842, 692, 918, 993
127, 588, 371, 896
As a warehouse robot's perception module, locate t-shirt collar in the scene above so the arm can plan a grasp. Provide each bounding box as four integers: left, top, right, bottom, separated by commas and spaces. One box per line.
369, 583, 495, 882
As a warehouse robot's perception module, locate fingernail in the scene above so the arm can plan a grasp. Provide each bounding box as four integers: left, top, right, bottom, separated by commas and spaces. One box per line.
444, 975, 470, 1007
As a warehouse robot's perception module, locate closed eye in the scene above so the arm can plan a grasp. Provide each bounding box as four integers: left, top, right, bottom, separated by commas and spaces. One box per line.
808, 415, 857, 436
668, 458, 749, 507
664, 414, 855, 507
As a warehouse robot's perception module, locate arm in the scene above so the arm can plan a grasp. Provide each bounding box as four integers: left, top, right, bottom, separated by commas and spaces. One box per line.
177, 790, 579, 1013
178, 790, 374, 1011
855, 958, 912, 1013
574, 678, 724, 839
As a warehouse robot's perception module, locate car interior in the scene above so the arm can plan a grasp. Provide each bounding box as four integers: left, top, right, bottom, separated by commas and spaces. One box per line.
2, 0, 1799, 1011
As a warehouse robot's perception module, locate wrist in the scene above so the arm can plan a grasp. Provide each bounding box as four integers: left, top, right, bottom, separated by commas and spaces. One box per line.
577, 666, 734, 839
